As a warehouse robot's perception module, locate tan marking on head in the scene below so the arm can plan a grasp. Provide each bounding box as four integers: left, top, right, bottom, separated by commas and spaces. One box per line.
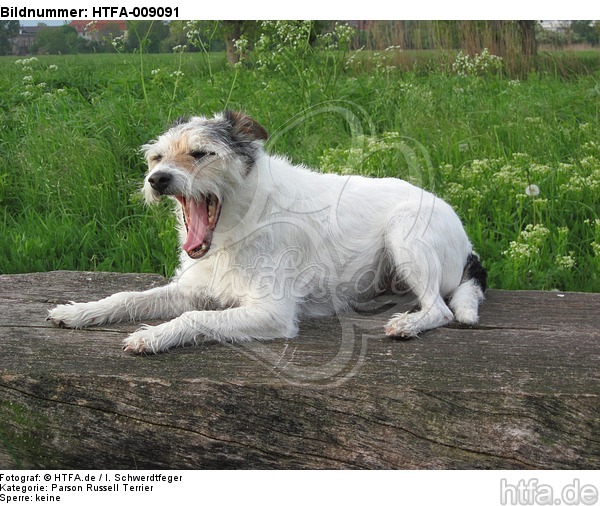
151, 130, 199, 174
170, 154, 197, 173
170, 130, 193, 158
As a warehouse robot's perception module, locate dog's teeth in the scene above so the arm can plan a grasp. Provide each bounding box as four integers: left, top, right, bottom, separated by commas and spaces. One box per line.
208, 201, 215, 224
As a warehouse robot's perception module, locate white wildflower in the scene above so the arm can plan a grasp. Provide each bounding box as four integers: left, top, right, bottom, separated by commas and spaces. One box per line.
556, 252, 576, 271
503, 224, 550, 262
111, 36, 125, 50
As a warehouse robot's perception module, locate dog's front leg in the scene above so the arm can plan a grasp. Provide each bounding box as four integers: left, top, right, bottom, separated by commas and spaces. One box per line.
123, 301, 299, 353
47, 283, 197, 329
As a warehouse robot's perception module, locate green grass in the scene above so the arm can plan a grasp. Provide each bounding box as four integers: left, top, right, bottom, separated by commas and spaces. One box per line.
1, 50, 599, 291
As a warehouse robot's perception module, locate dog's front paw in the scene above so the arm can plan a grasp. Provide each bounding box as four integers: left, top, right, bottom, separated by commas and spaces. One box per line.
123, 325, 163, 354
47, 303, 96, 329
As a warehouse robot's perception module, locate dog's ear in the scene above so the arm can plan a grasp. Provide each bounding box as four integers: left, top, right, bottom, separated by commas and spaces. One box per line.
223, 110, 269, 142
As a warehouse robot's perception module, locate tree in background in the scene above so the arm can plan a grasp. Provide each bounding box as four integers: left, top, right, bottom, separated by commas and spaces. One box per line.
31, 25, 86, 54
222, 21, 244, 65
571, 20, 600, 46
536, 22, 568, 48
518, 21, 537, 56
96, 21, 123, 44
160, 20, 189, 53
219, 21, 328, 65
0, 21, 19, 55
518, 20, 537, 71
126, 21, 170, 53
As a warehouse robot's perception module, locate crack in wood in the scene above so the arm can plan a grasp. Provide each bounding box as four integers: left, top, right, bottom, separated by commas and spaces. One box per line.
0, 382, 303, 463
414, 388, 600, 444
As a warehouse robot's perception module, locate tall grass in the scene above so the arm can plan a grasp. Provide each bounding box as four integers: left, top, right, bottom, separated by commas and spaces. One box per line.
354, 21, 600, 77
1, 44, 599, 291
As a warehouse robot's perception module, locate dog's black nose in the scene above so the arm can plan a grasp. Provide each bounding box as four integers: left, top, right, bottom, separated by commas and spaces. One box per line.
148, 171, 172, 194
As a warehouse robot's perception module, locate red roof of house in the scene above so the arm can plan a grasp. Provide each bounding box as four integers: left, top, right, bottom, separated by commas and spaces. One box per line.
69, 20, 127, 33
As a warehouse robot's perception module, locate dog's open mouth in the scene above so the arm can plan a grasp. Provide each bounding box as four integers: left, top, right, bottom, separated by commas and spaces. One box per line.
175, 194, 222, 259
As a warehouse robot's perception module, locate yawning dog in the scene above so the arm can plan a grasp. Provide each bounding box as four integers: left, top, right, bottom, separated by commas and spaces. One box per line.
48, 111, 486, 353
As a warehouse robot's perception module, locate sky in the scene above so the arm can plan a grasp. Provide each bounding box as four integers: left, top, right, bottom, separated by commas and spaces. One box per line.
21, 21, 66, 26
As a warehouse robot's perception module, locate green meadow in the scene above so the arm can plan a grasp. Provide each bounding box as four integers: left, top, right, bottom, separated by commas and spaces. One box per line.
1, 47, 599, 291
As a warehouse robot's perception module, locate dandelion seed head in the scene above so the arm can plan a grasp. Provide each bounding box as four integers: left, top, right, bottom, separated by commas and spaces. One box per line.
525, 184, 540, 197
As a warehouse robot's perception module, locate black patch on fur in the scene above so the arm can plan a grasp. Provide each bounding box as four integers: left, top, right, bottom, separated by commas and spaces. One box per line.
215, 111, 267, 176
464, 254, 487, 292
171, 115, 191, 128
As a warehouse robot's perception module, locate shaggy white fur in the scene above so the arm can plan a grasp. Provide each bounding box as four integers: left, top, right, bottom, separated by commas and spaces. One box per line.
48, 111, 486, 353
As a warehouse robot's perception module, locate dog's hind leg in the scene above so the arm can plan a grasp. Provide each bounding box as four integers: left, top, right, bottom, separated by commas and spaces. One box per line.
47, 283, 197, 329
447, 254, 487, 325
382, 201, 455, 338
383, 238, 454, 338
122, 300, 299, 353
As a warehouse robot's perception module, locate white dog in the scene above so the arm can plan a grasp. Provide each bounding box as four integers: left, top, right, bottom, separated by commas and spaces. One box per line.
48, 111, 486, 353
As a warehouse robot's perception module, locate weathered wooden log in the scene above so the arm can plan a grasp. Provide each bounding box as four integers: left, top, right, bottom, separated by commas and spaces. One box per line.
0, 271, 598, 469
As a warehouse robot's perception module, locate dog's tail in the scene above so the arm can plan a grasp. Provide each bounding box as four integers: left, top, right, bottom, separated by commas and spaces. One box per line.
448, 253, 487, 325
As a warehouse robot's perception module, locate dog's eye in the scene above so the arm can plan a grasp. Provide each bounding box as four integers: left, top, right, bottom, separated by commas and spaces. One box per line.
149, 154, 163, 164
190, 150, 213, 160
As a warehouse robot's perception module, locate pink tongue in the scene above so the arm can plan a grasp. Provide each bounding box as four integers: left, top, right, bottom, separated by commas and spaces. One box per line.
182, 199, 209, 252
